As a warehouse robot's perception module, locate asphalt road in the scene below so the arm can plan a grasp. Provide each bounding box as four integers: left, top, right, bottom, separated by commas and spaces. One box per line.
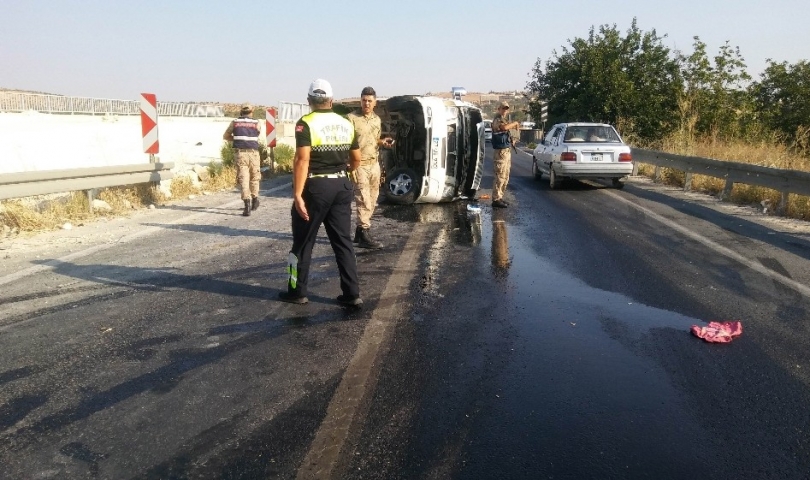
2, 148, 810, 479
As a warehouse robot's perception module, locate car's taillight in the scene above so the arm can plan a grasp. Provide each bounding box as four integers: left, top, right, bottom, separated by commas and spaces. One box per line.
561, 152, 577, 161
619, 153, 632, 162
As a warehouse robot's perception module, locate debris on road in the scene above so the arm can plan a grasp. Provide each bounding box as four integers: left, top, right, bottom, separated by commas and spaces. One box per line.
691, 321, 743, 343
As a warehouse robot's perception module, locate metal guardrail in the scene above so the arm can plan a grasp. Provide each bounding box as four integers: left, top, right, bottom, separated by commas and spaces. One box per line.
0, 92, 224, 117
0, 163, 174, 202
632, 148, 810, 213
519, 129, 544, 143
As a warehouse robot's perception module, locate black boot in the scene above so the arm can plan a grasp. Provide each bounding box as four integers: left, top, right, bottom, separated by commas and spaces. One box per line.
251, 196, 260, 211
352, 226, 362, 244
279, 291, 308, 304
357, 227, 383, 249
337, 294, 363, 308
242, 199, 251, 216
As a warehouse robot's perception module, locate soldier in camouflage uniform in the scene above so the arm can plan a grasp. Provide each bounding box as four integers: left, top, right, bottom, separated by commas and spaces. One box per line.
490, 101, 520, 208
223, 103, 262, 216
347, 86, 393, 249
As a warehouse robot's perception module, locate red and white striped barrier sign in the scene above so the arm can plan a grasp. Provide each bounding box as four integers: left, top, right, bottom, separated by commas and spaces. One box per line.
140, 93, 159, 154
266, 107, 276, 148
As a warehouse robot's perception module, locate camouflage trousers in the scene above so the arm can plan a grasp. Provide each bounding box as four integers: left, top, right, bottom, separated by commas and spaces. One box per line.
353, 162, 381, 229
492, 148, 511, 202
236, 149, 260, 200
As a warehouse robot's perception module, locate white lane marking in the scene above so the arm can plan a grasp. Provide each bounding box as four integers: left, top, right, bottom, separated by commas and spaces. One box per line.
0, 183, 291, 286
603, 189, 810, 298
296, 224, 427, 480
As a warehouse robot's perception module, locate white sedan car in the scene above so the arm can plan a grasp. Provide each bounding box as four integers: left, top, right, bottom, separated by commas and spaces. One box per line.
531, 122, 633, 189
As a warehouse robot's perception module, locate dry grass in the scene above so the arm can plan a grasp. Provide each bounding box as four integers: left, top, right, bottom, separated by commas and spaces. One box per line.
169, 176, 200, 199
637, 134, 810, 220
0, 184, 165, 234
97, 184, 163, 211
169, 169, 236, 197
170, 162, 240, 198
204, 163, 237, 191
1, 193, 90, 233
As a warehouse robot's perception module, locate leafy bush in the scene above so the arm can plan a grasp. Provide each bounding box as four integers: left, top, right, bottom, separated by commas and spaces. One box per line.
220, 141, 235, 167
205, 160, 236, 191
528, 142, 537, 149
208, 160, 223, 178
259, 142, 268, 164
273, 144, 295, 173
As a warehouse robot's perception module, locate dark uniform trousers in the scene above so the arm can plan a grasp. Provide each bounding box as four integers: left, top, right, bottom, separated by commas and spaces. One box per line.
288, 176, 359, 297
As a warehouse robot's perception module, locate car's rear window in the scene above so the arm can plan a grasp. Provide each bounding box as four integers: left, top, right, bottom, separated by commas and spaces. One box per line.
564, 126, 621, 143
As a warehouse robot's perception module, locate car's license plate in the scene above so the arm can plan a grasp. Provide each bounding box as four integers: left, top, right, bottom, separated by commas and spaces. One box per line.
591, 153, 603, 161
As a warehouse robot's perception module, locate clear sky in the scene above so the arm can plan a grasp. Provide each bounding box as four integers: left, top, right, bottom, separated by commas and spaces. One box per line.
1, 0, 807, 105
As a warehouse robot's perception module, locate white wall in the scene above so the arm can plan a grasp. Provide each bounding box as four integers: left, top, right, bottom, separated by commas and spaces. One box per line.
0, 112, 237, 174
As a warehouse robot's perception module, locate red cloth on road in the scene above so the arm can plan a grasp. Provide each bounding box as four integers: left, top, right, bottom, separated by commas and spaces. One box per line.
691, 321, 743, 343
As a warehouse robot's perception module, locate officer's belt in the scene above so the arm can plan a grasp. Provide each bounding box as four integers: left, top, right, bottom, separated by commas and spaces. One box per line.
308, 171, 347, 179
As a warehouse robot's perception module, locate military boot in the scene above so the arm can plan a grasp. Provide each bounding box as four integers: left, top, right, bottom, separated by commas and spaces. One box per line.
352, 226, 362, 244
242, 199, 251, 216
251, 196, 260, 211
357, 227, 383, 249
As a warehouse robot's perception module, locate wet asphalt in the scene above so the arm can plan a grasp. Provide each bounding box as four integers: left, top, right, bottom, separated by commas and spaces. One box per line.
341, 149, 810, 479
2, 149, 810, 479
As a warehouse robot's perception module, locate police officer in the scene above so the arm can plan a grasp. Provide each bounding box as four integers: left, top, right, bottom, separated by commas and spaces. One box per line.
223, 103, 261, 216
279, 79, 363, 307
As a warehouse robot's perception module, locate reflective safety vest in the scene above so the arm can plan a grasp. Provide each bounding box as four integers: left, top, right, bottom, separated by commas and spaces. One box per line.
301, 111, 354, 150
232, 117, 260, 149
300, 111, 355, 173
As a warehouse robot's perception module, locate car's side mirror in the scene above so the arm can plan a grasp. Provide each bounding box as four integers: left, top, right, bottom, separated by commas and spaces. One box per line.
539, 139, 546, 145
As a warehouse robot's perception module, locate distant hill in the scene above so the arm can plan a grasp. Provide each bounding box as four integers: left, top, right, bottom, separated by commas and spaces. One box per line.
0, 87, 61, 95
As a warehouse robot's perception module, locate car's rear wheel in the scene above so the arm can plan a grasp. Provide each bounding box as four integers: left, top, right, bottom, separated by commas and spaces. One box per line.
549, 168, 559, 190
612, 177, 625, 189
384, 167, 420, 204
532, 158, 542, 180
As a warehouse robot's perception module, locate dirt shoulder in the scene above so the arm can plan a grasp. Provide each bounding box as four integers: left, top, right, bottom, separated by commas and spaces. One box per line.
626, 175, 810, 237
0, 176, 293, 279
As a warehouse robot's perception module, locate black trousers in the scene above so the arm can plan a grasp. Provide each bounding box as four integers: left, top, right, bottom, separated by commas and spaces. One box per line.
287, 176, 359, 297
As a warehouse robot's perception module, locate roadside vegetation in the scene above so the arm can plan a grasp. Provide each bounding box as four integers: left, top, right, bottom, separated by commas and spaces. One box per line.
1, 142, 297, 235
271, 144, 295, 173
0, 185, 162, 235
526, 18, 810, 218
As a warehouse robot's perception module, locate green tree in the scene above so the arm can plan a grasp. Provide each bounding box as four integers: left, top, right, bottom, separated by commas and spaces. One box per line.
526, 19, 682, 141
752, 59, 810, 145
677, 37, 753, 140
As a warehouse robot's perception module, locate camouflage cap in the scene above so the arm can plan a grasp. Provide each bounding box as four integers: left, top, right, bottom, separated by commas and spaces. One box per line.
499, 101, 510, 109
240, 103, 253, 113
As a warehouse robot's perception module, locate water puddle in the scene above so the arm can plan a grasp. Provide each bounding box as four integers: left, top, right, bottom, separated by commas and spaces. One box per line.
478, 206, 701, 335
